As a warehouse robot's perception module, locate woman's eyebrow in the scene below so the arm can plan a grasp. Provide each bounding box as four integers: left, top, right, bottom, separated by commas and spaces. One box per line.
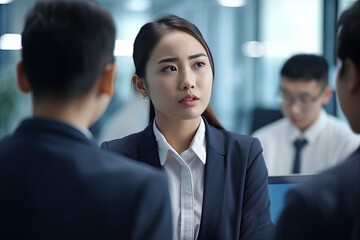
157, 57, 178, 64
189, 53, 207, 60
157, 53, 207, 64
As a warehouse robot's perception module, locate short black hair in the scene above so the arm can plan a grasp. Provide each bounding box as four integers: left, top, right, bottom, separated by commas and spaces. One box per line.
21, 0, 116, 100
280, 54, 329, 84
337, 1, 360, 67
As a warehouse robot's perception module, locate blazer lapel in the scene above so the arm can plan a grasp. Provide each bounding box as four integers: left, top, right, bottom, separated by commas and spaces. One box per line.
198, 121, 226, 239
138, 123, 162, 169
137, 119, 226, 238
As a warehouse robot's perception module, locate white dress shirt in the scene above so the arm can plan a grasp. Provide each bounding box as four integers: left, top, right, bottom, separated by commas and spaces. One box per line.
154, 118, 206, 240
253, 109, 360, 175
72, 124, 93, 140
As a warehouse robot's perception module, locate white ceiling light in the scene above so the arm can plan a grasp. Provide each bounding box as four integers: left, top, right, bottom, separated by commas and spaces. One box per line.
0, 0, 15, 4
242, 41, 264, 58
114, 39, 133, 56
124, 0, 151, 12
0, 34, 22, 50
218, 0, 246, 7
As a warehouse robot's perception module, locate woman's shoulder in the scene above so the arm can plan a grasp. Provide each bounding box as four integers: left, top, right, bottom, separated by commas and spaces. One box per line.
206, 125, 266, 175
100, 130, 145, 153
207, 124, 256, 141
206, 124, 261, 151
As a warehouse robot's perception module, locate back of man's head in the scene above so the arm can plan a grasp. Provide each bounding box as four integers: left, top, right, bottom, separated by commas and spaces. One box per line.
337, 1, 360, 67
280, 54, 329, 85
21, 0, 116, 101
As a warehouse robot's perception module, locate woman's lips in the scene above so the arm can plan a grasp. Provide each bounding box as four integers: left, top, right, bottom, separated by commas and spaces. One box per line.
179, 94, 199, 106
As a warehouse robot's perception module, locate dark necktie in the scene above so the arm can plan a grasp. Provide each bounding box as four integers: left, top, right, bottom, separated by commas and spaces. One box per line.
292, 138, 307, 174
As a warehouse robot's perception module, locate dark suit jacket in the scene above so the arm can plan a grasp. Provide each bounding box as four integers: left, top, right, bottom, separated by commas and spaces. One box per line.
101, 119, 275, 239
275, 147, 360, 240
0, 118, 172, 240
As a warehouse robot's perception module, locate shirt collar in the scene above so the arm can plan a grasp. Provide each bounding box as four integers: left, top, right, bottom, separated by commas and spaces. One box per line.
153, 118, 207, 166
287, 109, 327, 143
188, 118, 206, 163
71, 123, 94, 140
30, 116, 94, 140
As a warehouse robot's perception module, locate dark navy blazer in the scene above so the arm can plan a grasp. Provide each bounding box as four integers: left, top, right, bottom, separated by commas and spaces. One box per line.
0, 118, 172, 240
275, 146, 360, 240
101, 119, 275, 239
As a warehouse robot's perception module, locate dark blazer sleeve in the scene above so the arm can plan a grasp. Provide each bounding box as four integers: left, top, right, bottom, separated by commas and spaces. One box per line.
274, 151, 360, 240
241, 138, 274, 239
274, 189, 325, 240
132, 171, 173, 240
100, 140, 172, 240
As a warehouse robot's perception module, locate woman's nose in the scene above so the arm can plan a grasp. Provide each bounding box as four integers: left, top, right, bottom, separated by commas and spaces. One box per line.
180, 70, 196, 90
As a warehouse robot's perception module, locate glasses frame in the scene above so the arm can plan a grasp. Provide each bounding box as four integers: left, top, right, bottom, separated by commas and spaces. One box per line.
279, 84, 327, 109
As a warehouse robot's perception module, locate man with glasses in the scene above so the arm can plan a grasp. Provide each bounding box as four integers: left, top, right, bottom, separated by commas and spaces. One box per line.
253, 54, 360, 175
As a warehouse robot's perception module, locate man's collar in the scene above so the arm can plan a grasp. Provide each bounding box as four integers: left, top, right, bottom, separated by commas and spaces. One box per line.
287, 109, 327, 143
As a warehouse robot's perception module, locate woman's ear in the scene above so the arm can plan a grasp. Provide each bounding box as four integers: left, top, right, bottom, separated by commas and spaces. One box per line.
16, 61, 31, 93
132, 74, 148, 97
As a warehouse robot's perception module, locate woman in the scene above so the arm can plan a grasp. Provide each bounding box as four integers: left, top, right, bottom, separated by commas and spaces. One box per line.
101, 15, 274, 239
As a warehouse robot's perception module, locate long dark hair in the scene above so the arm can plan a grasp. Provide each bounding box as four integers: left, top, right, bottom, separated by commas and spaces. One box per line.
133, 14, 224, 129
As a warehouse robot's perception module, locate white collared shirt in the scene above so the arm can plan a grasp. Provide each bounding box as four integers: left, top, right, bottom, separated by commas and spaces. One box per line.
253, 109, 360, 175
71, 123, 93, 140
154, 118, 206, 240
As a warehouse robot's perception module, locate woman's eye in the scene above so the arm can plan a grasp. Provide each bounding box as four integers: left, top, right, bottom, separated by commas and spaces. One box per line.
162, 66, 177, 72
195, 62, 205, 68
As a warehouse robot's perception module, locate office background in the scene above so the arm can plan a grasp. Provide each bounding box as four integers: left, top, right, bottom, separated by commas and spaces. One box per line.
0, 0, 356, 142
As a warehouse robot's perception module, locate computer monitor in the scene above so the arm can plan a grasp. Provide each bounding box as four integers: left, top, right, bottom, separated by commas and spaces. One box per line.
268, 174, 314, 224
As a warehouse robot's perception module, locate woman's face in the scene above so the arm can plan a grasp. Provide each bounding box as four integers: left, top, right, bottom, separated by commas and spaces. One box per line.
143, 30, 213, 122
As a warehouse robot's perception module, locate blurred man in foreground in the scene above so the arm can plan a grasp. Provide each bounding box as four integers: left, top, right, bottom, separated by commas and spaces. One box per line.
275, 1, 360, 239
0, 0, 172, 239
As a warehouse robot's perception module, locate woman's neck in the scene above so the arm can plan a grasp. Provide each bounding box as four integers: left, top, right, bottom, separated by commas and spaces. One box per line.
155, 116, 201, 154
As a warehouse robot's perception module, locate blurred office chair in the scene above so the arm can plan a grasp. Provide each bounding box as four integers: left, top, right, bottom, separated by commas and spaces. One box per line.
250, 107, 283, 134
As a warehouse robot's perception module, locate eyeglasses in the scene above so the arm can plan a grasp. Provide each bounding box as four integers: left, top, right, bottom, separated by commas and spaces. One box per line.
279, 85, 326, 109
